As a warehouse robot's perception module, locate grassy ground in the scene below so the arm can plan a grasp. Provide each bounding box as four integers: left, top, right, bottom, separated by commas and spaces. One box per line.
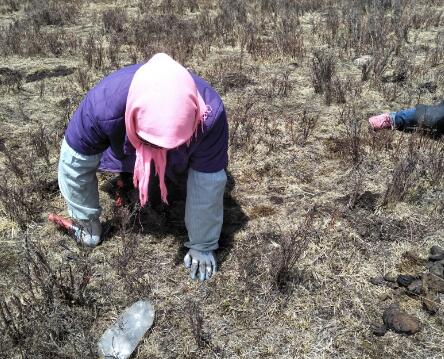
0, 0, 443, 358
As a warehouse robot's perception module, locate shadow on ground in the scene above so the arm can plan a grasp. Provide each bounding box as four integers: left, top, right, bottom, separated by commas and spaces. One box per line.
101, 170, 249, 269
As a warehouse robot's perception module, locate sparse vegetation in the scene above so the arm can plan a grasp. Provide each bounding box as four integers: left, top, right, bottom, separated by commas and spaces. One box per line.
0, 0, 443, 357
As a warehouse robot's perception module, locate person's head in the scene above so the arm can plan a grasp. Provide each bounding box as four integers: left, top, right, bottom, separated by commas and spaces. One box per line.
125, 53, 208, 206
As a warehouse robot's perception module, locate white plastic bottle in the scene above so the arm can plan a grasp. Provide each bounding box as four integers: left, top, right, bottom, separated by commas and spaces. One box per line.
98, 300, 155, 359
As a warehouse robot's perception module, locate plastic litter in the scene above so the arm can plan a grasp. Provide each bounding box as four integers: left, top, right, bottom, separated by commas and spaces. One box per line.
98, 300, 155, 359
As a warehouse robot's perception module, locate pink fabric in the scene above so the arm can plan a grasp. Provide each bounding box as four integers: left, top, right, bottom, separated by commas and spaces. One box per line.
125, 53, 207, 206
369, 113, 392, 130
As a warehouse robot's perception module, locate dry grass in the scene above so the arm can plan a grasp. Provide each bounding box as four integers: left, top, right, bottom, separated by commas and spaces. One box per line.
0, 0, 443, 358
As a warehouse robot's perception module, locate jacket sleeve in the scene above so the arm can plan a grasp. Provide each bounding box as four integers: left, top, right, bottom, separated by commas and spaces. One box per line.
98, 117, 126, 159
189, 108, 229, 173
184, 168, 227, 251
414, 100, 444, 133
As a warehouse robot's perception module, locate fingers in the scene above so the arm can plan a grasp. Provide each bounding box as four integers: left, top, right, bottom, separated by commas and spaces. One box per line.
199, 261, 206, 281
184, 253, 192, 268
184, 250, 217, 281
190, 258, 199, 280
205, 261, 213, 279
209, 254, 217, 273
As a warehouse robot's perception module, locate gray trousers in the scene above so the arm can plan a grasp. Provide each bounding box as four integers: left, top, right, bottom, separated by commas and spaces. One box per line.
58, 138, 102, 220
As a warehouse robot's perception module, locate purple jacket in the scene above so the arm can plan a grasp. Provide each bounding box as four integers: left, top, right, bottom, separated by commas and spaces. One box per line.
65, 64, 228, 179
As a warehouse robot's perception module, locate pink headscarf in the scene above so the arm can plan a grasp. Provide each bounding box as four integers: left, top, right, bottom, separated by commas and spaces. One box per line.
125, 53, 207, 206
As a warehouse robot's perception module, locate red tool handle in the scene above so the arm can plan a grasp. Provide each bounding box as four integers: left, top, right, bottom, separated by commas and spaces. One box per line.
48, 213, 74, 231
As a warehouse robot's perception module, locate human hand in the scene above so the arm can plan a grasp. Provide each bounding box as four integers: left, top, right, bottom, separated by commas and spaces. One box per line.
184, 249, 217, 281
73, 219, 102, 247
49, 214, 101, 247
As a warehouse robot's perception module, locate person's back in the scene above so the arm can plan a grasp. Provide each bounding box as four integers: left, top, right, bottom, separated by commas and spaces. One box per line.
65, 64, 143, 156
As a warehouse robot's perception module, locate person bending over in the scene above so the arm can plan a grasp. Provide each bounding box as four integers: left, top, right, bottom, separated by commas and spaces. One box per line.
57, 53, 228, 281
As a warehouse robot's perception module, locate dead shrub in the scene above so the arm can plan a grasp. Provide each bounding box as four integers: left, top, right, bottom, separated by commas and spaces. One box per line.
369, 46, 394, 82
339, 105, 364, 167
107, 32, 123, 68
331, 76, 348, 104
311, 49, 336, 105
367, 127, 396, 159
0, 20, 74, 57
275, 15, 305, 59
264, 69, 293, 99
0, 175, 42, 229
128, 14, 197, 63
0, 67, 23, 92
0, 235, 97, 357
420, 139, 444, 184
75, 67, 91, 92
288, 109, 318, 147
0, 127, 56, 229
4, 0, 20, 12
228, 96, 257, 150
82, 33, 104, 69
102, 7, 127, 34
244, 29, 276, 60
29, 124, 51, 165
196, 11, 216, 60
270, 209, 315, 293
25, 0, 82, 28
108, 205, 153, 297
0, 21, 42, 56
138, 0, 153, 13
381, 135, 421, 206
159, 0, 199, 15
57, 92, 83, 127
215, 0, 247, 46
346, 168, 364, 209
273, 0, 324, 15
426, 33, 444, 68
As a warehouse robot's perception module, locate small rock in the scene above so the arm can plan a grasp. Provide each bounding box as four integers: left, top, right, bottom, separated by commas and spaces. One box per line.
371, 323, 388, 336
370, 276, 385, 286
354, 55, 373, 68
397, 274, 417, 287
429, 245, 444, 261
384, 271, 397, 283
429, 253, 444, 261
430, 245, 444, 255
422, 293, 439, 314
423, 273, 444, 293
383, 304, 421, 335
429, 263, 444, 278
407, 279, 422, 295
